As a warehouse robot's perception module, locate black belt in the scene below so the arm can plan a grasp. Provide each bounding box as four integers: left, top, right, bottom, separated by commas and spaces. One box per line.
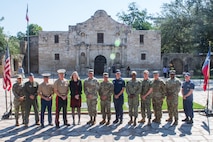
42, 94, 51, 98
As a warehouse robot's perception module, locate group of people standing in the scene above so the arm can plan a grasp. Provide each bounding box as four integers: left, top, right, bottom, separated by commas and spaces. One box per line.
12, 68, 195, 128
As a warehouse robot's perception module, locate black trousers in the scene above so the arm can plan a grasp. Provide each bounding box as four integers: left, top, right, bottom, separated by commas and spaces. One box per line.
55, 96, 68, 125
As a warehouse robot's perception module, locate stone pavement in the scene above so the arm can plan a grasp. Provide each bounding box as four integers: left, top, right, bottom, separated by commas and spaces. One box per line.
0, 76, 213, 142
0, 112, 212, 142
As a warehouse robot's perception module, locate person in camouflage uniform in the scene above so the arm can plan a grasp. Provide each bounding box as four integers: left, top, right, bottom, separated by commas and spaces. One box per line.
139, 70, 152, 125
165, 70, 181, 125
143, 71, 166, 123
84, 69, 99, 125
23, 73, 40, 127
126, 71, 141, 126
98, 72, 114, 125
12, 75, 25, 126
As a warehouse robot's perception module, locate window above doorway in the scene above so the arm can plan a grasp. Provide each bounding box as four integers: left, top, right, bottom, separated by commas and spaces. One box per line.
141, 53, 146, 60
97, 33, 104, 43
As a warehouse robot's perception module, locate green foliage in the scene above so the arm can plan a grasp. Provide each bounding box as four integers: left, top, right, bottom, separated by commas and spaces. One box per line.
157, 0, 213, 53
8, 36, 20, 54
117, 2, 152, 30
27, 24, 42, 36
16, 31, 25, 40
0, 27, 6, 54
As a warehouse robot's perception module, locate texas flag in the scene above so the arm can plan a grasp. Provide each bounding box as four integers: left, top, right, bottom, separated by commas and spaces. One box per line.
202, 49, 211, 91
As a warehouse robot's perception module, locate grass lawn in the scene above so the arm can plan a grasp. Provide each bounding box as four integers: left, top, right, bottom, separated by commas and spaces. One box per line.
34, 79, 204, 112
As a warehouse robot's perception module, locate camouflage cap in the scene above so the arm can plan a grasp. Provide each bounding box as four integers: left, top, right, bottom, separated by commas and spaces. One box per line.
17, 74, 22, 79
103, 72, 109, 77
169, 70, 176, 75
153, 71, 159, 74
88, 69, 94, 73
143, 70, 149, 74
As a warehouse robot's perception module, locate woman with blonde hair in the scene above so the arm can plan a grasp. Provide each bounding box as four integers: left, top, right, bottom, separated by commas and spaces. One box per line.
68, 71, 82, 125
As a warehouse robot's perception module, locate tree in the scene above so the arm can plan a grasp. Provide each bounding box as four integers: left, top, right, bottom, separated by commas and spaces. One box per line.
117, 2, 152, 30
8, 36, 20, 54
17, 31, 26, 40
157, 0, 213, 53
27, 24, 42, 36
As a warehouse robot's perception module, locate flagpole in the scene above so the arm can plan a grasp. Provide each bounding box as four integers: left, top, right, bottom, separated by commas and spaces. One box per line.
207, 41, 211, 115
26, 4, 30, 74
4, 40, 9, 113
27, 20, 30, 73
5, 91, 8, 112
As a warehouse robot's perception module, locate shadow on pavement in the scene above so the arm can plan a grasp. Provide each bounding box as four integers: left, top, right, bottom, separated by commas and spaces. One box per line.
178, 123, 193, 136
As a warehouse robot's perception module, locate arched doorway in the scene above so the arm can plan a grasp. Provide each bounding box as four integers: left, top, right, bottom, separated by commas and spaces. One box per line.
94, 55, 106, 75
170, 58, 183, 74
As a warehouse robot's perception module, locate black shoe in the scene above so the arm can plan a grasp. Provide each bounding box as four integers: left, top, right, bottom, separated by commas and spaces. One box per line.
182, 118, 189, 122
119, 120, 123, 124
113, 119, 119, 124
187, 119, 193, 124
56, 125, 60, 128
35, 122, 40, 125
41, 124, 45, 128
64, 123, 70, 126
49, 123, 53, 126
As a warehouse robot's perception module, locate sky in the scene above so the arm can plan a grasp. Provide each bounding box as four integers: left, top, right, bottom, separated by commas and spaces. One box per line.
0, 0, 172, 36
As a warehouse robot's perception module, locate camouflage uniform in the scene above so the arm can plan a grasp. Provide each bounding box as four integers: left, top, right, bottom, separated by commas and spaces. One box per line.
12, 81, 25, 125
140, 78, 152, 121
84, 77, 99, 123
126, 79, 141, 119
165, 77, 181, 122
98, 80, 114, 124
151, 78, 166, 123
23, 80, 39, 126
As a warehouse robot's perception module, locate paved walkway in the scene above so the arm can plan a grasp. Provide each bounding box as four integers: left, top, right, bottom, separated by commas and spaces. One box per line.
0, 76, 213, 141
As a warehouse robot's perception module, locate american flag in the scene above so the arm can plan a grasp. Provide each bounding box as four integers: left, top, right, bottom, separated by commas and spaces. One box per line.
26, 4, 29, 22
3, 47, 12, 91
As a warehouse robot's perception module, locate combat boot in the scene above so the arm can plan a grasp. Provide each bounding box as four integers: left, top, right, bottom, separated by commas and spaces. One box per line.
133, 117, 137, 126
106, 119, 110, 125
148, 119, 151, 125
128, 116, 133, 125
153, 118, 161, 123
87, 116, 93, 125
172, 120, 178, 125
91, 116, 96, 125
138, 118, 145, 123
166, 117, 173, 122
15, 120, 19, 126
99, 119, 106, 125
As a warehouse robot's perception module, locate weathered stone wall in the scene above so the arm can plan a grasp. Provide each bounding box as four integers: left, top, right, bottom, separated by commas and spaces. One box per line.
37, 10, 162, 76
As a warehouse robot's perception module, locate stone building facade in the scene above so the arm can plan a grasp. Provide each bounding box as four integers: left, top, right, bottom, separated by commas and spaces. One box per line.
37, 10, 161, 76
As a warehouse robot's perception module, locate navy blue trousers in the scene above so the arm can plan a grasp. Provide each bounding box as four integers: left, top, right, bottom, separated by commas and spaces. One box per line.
114, 98, 124, 120
41, 99, 52, 125
183, 99, 194, 118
